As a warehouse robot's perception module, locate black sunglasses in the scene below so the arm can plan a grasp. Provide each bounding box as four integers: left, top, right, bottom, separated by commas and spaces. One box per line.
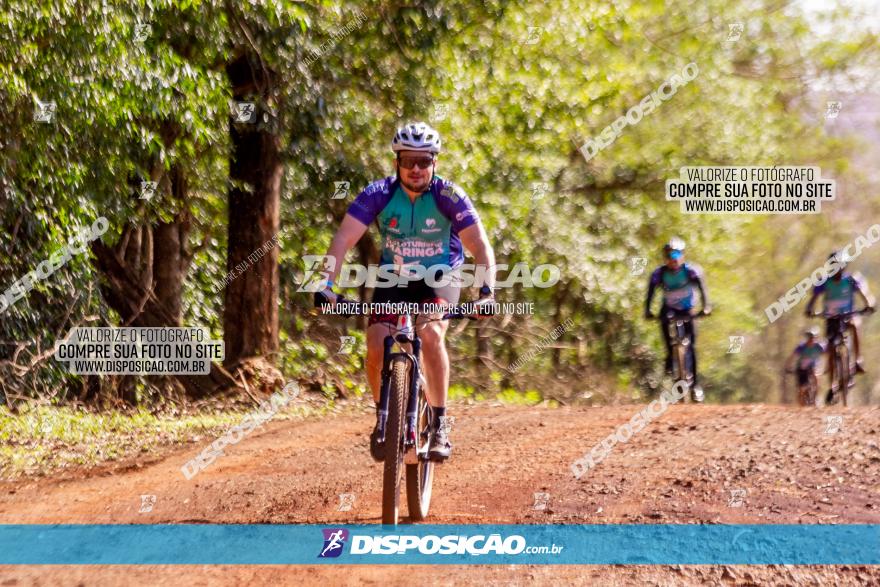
398, 156, 435, 170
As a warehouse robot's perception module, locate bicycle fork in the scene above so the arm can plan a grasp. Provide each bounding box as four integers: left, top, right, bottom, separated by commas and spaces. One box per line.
376, 335, 423, 449
376, 336, 395, 443
404, 337, 423, 448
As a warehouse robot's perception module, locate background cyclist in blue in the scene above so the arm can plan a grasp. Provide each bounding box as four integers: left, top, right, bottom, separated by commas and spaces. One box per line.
644, 237, 712, 401
784, 326, 826, 403
804, 251, 875, 379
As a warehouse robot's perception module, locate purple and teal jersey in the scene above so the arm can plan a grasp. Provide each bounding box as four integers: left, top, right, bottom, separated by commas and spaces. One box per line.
794, 340, 826, 370
346, 175, 479, 268
813, 273, 863, 316
648, 263, 704, 311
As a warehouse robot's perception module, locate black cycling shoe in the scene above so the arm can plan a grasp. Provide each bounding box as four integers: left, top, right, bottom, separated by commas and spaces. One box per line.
428, 421, 452, 461
369, 422, 385, 462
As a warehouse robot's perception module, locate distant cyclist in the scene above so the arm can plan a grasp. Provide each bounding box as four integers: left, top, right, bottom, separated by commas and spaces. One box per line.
314, 122, 496, 462
644, 237, 711, 401
804, 251, 875, 378
784, 326, 825, 405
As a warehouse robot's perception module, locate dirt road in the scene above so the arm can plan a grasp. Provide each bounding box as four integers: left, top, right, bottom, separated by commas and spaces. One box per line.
1, 402, 879, 585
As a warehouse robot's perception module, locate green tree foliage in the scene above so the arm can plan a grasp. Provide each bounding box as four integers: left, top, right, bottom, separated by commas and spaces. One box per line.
1, 0, 877, 406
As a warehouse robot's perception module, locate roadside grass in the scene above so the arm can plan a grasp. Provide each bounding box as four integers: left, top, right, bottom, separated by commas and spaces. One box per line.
0, 403, 322, 479
0, 381, 553, 479
448, 383, 548, 406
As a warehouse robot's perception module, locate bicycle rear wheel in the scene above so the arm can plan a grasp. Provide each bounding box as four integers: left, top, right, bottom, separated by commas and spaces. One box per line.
382, 356, 409, 525
406, 384, 435, 521
797, 382, 808, 407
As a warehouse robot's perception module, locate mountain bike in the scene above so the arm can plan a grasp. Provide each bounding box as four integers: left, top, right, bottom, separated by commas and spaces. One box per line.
378, 306, 482, 525
813, 308, 871, 407
315, 294, 489, 525
785, 366, 819, 407
662, 309, 708, 403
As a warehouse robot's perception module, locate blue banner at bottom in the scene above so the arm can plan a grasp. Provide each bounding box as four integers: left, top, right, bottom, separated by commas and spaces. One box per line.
0, 524, 877, 565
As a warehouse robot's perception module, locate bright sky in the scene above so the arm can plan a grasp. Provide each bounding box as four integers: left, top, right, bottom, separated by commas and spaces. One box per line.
798, 0, 880, 34
796, 0, 879, 92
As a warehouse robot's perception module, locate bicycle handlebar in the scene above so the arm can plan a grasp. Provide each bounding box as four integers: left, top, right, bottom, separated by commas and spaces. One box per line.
656, 309, 710, 321
313, 291, 493, 321
809, 308, 873, 319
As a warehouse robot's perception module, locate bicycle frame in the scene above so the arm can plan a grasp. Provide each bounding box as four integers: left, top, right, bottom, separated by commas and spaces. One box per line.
375, 308, 470, 457
828, 317, 855, 349
664, 310, 698, 374
667, 313, 693, 348
314, 292, 486, 525
375, 316, 423, 455
812, 308, 870, 405
657, 309, 707, 402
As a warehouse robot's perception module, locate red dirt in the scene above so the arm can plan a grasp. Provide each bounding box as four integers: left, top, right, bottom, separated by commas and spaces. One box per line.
1, 402, 879, 585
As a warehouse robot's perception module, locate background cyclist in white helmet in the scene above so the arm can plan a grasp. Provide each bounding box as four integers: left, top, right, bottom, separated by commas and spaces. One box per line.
315, 122, 496, 461
644, 237, 712, 401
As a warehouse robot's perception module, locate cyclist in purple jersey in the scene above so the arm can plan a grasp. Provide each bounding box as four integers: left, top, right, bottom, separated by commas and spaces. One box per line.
784, 326, 826, 400
644, 237, 711, 399
346, 173, 480, 269
315, 122, 496, 462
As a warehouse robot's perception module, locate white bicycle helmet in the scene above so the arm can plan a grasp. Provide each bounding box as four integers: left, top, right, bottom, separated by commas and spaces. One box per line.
391, 122, 442, 154
663, 237, 686, 258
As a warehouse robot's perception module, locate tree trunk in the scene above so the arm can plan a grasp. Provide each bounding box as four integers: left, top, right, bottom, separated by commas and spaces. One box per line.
475, 322, 493, 380
91, 165, 232, 400
151, 167, 189, 322
500, 328, 516, 388
551, 285, 567, 369
223, 53, 282, 367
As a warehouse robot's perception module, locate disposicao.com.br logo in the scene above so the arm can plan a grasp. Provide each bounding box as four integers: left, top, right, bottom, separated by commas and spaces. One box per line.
318, 529, 563, 558
319, 528, 349, 558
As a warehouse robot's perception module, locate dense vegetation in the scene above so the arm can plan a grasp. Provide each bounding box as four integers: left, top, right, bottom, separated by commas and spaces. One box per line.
1, 0, 878, 410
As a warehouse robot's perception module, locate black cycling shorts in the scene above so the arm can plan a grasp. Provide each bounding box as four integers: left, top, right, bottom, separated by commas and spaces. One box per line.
796, 367, 814, 386
368, 276, 461, 326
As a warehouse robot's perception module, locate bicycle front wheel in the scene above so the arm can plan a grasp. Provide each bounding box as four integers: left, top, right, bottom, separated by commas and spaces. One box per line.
382, 356, 409, 525
406, 383, 435, 521
809, 372, 819, 407
837, 344, 850, 407
674, 344, 690, 403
